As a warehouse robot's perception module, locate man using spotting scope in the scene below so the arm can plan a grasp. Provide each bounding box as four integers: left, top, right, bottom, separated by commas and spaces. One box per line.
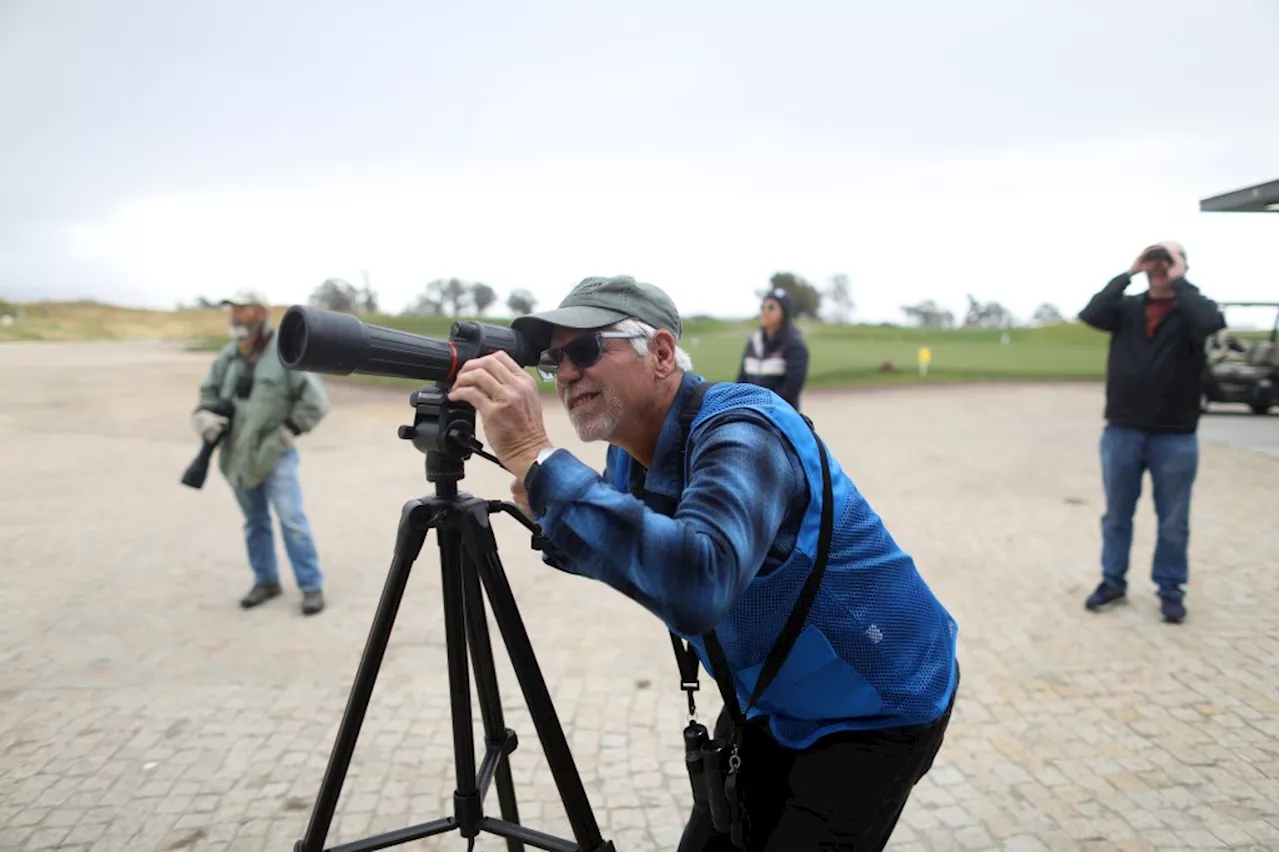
275, 277, 959, 850
443, 275, 961, 852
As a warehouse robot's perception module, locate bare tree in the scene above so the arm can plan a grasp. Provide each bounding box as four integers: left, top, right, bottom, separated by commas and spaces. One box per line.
825, 273, 855, 324
900, 300, 955, 328
962, 294, 1013, 329
311, 278, 360, 313
406, 278, 469, 316
358, 269, 379, 314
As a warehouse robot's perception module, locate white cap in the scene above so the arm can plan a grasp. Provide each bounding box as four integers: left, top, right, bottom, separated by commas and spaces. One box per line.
220, 287, 270, 308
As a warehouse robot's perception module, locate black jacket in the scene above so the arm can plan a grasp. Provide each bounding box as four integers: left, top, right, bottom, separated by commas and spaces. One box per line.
1078, 273, 1225, 434
736, 324, 810, 410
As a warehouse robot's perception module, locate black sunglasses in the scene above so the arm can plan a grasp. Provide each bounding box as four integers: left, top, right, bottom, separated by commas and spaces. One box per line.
537, 331, 643, 381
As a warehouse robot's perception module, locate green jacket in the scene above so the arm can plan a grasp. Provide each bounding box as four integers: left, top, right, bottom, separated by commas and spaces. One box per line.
197, 332, 330, 489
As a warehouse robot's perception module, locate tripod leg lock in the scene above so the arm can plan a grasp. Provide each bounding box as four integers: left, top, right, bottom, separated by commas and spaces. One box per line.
455, 789, 482, 838
496, 726, 519, 756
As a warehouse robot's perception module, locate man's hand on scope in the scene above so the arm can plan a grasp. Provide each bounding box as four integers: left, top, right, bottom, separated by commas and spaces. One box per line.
448, 351, 554, 483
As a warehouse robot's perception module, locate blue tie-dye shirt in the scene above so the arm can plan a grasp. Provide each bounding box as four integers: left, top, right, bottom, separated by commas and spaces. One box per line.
525, 373, 808, 636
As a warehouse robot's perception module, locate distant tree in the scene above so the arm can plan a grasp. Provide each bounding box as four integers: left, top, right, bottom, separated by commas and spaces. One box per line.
506, 289, 537, 315
195, 296, 217, 308
358, 270, 379, 314
469, 282, 498, 315
761, 272, 822, 319
900, 300, 955, 328
962, 294, 1013, 329
404, 290, 443, 316
824, 273, 855, 324
405, 278, 470, 316
311, 278, 360, 313
1031, 302, 1065, 326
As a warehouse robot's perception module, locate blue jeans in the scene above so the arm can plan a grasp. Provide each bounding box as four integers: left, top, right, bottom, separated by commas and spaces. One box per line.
1099, 425, 1198, 600
232, 447, 323, 592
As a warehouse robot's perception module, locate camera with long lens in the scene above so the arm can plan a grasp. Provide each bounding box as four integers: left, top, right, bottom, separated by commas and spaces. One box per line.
180, 397, 236, 489
683, 722, 735, 833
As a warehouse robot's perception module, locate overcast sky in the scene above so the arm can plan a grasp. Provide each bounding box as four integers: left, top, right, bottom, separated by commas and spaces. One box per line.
1, 0, 1276, 325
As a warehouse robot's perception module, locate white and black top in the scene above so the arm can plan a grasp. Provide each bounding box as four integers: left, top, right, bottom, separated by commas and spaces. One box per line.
736, 325, 810, 411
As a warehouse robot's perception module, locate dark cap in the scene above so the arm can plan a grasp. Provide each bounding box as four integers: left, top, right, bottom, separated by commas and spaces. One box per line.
763, 287, 793, 323
511, 275, 683, 352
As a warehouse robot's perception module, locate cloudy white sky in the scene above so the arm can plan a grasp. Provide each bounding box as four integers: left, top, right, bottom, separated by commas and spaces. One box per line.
1, 0, 1276, 325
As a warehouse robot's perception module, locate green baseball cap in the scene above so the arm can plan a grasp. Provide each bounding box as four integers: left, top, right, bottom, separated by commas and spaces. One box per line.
512, 275, 683, 352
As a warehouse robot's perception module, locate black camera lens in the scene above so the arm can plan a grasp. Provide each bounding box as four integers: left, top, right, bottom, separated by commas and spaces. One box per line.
700, 742, 733, 833
683, 723, 710, 808
683, 723, 709, 753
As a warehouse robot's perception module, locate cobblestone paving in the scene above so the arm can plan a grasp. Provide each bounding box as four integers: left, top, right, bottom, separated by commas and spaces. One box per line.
0, 341, 1276, 852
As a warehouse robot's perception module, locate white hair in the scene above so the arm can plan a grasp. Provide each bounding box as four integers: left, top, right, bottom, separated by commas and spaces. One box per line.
610, 318, 694, 371
1160, 240, 1188, 265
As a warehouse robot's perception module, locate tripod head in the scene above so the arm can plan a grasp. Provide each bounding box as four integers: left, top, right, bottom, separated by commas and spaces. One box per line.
397, 383, 490, 486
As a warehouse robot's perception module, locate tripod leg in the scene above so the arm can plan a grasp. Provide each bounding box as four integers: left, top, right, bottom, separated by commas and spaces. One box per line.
437, 524, 482, 840
296, 499, 433, 852
460, 547, 525, 852
459, 504, 606, 852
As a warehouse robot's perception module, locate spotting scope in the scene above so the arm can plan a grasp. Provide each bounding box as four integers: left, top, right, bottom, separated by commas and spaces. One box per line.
277, 306, 541, 383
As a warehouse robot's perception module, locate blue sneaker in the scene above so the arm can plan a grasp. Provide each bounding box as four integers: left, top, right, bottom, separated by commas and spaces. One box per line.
1160, 597, 1186, 624
1085, 582, 1126, 611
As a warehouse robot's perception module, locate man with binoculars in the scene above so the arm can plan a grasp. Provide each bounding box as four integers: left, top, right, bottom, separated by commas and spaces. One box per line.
190, 287, 331, 616
447, 275, 960, 851
1078, 242, 1226, 624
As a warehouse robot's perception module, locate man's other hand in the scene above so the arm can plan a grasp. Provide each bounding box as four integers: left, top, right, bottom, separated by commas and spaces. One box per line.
192, 409, 230, 443
510, 475, 534, 519
1161, 242, 1188, 280
448, 352, 553, 480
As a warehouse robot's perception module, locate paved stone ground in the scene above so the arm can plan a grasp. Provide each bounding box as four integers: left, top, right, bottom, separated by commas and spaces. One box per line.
1, 341, 1276, 852
1198, 411, 1278, 460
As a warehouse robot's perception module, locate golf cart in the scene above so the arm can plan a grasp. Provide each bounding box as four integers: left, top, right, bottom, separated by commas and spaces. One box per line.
1195, 181, 1276, 413
1201, 301, 1279, 415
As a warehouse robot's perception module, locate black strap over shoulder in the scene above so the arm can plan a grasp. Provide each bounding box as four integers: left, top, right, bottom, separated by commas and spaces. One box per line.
678, 378, 718, 443
670, 381, 834, 732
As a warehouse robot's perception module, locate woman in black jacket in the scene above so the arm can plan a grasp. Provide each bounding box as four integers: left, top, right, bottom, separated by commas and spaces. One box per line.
736, 288, 810, 411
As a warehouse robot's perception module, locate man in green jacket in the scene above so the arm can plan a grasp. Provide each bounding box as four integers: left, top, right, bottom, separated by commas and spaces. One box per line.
192, 287, 331, 615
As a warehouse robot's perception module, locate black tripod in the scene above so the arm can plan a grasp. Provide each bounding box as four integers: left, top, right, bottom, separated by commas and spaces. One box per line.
295, 384, 616, 852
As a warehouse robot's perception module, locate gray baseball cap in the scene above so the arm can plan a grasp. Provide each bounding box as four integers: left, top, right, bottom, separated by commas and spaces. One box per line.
512, 275, 683, 352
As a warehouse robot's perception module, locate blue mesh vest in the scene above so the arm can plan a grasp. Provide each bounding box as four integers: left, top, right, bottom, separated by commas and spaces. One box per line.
609, 381, 959, 749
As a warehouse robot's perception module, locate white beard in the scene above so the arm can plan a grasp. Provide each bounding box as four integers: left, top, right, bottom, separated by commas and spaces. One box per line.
566, 386, 625, 442
229, 323, 253, 341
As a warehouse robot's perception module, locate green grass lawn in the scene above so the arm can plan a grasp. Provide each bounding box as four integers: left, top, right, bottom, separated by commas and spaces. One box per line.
12, 300, 1265, 396
221, 312, 1114, 394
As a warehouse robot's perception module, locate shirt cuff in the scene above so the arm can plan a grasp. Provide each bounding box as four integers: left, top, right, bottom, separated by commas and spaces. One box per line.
525, 449, 599, 522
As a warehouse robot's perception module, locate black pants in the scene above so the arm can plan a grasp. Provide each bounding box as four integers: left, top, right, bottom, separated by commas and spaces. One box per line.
677, 669, 958, 852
